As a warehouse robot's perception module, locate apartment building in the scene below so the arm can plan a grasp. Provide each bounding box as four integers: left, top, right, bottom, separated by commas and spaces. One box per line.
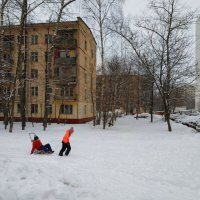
171, 85, 195, 111
96, 74, 152, 114
0, 17, 96, 123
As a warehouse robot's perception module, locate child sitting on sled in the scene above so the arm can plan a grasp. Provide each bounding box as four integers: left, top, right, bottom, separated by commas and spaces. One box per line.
31, 135, 54, 154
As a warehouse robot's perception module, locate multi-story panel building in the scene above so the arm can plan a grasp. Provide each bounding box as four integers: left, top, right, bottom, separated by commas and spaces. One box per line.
0, 17, 96, 123
96, 74, 152, 114
171, 85, 195, 111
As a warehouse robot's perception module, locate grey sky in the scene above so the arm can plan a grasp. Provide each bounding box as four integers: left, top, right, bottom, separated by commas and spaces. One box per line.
124, 0, 200, 16
34, 0, 200, 24
123, 0, 200, 39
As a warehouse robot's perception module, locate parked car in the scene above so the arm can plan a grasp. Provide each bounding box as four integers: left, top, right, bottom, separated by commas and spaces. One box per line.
134, 113, 149, 118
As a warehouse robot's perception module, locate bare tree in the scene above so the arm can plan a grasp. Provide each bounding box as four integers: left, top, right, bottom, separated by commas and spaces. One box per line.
89, 64, 96, 126
106, 55, 131, 125
136, 0, 196, 131
0, 0, 9, 25
0, 0, 10, 128
43, 0, 76, 130
82, 0, 124, 129
7, 0, 45, 132
110, 0, 197, 132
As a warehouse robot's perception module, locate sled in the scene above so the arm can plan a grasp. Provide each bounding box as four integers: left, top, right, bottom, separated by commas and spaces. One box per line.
33, 149, 54, 155
29, 132, 36, 141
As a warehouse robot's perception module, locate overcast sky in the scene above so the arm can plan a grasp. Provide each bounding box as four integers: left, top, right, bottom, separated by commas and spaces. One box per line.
124, 0, 200, 16
123, 0, 200, 38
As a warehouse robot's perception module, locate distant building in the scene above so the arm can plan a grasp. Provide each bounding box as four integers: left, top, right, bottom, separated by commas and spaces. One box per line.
0, 17, 96, 123
96, 74, 152, 114
171, 85, 195, 112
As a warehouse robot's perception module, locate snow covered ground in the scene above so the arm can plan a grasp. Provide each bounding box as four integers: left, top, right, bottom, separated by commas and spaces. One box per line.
0, 115, 200, 200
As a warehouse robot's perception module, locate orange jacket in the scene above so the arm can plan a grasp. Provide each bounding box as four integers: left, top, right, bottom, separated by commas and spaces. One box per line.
62, 130, 71, 143
31, 139, 43, 153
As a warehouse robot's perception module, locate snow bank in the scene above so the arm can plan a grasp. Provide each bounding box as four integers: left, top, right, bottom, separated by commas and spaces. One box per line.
0, 116, 200, 200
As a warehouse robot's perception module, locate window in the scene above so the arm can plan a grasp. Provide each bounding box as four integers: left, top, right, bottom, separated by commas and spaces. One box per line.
60, 104, 73, 114
45, 34, 52, 44
69, 87, 73, 97
3, 35, 14, 42
17, 104, 21, 113
47, 87, 52, 94
0, 103, 2, 113
3, 54, 9, 59
85, 57, 87, 67
84, 105, 87, 114
69, 33, 73, 39
31, 104, 38, 114
59, 50, 69, 58
6, 73, 13, 80
60, 51, 66, 58
61, 88, 65, 96
85, 89, 87, 100
31, 35, 38, 45
31, 52, 38, 62
61, 87, 73, 97
85, 40, 87, 50
91, 49, 94, 58
5, 87, 10, 96
45, 52, 51, 62
55, 67, 60, 78
31, 86, 38, 96
17, 35, 27, 45
17, 88, 20, 95
84, 73, 87, 84
31, 69, 38, 79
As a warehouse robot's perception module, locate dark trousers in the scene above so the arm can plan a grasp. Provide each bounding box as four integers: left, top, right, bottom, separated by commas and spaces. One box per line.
59, 142, 71, 156
40, 143, 53, 152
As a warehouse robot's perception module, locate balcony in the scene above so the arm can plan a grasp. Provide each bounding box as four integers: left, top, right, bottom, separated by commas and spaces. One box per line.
54, 94, 77, 101
2, 59, 14, 69
54, 39, 77, 48
55, 57, 76, 66
53, 76, 76, 84
4, 74, 14, 81
3, 58, 14, 65
3, 41, 14, 50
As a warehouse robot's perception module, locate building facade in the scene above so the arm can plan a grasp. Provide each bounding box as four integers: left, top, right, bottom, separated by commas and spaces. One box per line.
0, 17, 96, 123
171, 85, 195, 112
96, 74, 152, 114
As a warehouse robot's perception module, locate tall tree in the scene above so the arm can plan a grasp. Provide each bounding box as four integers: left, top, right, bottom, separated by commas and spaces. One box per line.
110, 0, 197, 131
42, 0, 76, 131
0, 0, 9, 25
106, 55, 131, 125
8, 0, 45, 132
83, 0, 124, 129
0, 0, 10, 129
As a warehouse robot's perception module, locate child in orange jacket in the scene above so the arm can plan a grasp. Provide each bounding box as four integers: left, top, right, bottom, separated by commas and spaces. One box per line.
59, 127, 74, 156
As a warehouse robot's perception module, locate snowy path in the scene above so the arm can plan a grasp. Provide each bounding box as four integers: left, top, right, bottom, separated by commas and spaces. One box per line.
0, 116, 200, 200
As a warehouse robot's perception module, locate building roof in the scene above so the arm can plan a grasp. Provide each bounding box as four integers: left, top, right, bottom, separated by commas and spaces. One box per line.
1, 17, 96, 45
